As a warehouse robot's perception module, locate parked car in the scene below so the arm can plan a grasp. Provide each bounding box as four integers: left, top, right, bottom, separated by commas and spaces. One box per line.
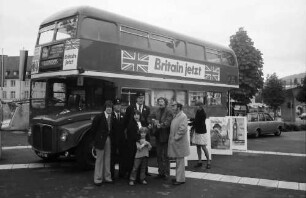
247, 112, 284, 138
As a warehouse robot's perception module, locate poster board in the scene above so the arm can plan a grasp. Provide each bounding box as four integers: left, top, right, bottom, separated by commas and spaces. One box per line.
229, 116, 247, 151
209, 117, 232, 155
187, 119, 212, 161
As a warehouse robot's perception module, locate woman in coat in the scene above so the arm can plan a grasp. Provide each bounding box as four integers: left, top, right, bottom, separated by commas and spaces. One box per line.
168, 101, 190, 185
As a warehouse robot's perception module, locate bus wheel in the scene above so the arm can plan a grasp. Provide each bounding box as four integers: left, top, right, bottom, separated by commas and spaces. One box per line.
34, 151, 59, 162
76, 135, 96, 170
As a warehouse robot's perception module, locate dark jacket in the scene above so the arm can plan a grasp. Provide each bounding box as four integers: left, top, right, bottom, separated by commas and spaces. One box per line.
111, 111, 125, 147
126, 118, 141, 143
92, 112, 112, 150
192, 108, 207, 134
151, 107, 173, 143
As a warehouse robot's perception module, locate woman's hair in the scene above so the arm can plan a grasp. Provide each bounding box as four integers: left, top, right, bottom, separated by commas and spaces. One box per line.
134, 110, 141, 116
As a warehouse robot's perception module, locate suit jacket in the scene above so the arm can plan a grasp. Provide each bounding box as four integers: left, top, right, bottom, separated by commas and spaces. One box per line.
168, 111, 190, 158
124, 103, 150, 128
111, 111, 125, 147
92, 112, 112, 150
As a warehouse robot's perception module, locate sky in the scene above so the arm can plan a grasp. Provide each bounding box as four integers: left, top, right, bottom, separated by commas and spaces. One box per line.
0, 0, 305, 78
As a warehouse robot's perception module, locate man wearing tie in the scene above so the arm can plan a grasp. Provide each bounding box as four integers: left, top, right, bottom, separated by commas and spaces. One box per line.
123, 91, 150, 128
110, 98, 126, 179
92, 100, 114, 186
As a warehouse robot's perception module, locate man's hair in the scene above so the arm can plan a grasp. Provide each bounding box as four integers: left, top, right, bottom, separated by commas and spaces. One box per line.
171, 101, 183, 109
157, 97, 168, 106
104, 100, 113, 109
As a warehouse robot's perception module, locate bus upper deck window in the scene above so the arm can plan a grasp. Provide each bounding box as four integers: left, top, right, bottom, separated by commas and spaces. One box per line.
206, 48, 221, 63
38, 24, 55, 45
221, 51, 235, 66
56, 17, 78, 41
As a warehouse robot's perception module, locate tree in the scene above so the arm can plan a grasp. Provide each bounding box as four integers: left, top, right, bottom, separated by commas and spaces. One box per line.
229, 27, 264, 104
296, 76, 306, 103
262, 73, 286, 118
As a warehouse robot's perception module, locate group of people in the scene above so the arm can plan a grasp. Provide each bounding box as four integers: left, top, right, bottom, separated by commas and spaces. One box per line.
91, 92, 211, 187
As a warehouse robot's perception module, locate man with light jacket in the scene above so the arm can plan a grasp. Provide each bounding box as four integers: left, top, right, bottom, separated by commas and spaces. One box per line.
168, 101, 190, 185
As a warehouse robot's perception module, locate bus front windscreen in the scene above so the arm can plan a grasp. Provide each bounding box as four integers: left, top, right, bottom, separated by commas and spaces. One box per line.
38, 16, 78, 45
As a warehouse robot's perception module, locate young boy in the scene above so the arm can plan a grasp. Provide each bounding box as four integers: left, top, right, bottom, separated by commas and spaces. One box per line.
129, 127, 152, 186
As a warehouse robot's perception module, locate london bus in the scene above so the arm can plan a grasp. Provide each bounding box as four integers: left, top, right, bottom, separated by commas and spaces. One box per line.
28, 6, 239, 168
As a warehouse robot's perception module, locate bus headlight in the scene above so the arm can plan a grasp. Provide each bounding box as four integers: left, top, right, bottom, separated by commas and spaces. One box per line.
60, 130, 69, 142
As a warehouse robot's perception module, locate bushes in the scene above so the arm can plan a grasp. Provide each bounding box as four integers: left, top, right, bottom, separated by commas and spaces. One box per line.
283, 123, 306, 132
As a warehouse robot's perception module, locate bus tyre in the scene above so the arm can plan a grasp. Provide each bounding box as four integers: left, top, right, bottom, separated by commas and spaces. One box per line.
35, 151, 59, 162
76, 135, 96, 170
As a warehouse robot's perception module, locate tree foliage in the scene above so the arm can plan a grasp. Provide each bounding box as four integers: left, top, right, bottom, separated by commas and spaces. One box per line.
296, 76, 306, 103
262, 73, 286, 113
229, 27, 264, 104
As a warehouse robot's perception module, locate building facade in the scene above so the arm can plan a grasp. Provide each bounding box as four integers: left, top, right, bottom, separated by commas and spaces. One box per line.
0, 55, 32, 102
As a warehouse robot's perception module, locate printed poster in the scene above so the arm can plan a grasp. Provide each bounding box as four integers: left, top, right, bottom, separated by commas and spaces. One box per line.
209, 117, 232, 155
229, 116, 247, 151
187, 119, 212, 161
63, 39, 80, 70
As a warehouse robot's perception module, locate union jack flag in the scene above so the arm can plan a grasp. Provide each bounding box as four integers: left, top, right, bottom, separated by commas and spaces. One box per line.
121, 50, 149, 73
204, 65, 220, 81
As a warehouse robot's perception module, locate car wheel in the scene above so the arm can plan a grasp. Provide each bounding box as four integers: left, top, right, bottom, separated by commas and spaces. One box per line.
254, 129, 261, 138
274, 127, 282, 136
76, 134, 96, 170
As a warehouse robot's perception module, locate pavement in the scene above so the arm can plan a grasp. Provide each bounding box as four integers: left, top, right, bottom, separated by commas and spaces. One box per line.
0, 131, 306, 198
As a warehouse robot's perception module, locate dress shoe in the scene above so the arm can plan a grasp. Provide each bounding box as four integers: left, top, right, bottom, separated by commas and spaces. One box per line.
94, 182, 102, 186
172, 181, 185, 185
104, 180, 114, 184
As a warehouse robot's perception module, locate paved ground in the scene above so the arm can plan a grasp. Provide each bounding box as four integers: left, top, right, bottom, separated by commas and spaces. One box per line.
0, 131, 305, 198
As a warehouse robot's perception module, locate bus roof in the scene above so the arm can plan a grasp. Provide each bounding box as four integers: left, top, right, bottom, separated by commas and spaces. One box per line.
41, 6, 234, 54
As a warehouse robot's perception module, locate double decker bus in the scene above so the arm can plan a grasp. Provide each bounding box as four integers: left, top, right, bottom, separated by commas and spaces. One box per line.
28, 6, 239, 168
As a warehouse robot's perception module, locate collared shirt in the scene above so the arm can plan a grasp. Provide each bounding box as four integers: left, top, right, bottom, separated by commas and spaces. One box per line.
104, 111, 111, 131
137, 121, 142, 129
115, 112, 120, 119
136, 103, 142, 112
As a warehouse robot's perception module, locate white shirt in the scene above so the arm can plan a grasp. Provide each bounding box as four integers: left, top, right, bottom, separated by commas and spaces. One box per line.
136, 103, 143, 113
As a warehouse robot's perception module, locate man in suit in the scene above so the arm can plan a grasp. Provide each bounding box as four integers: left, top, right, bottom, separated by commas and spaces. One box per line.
110, 98, 127, 179
92, 100, 114, 186
168, 101, 190, 185
124, 92, 150, 128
